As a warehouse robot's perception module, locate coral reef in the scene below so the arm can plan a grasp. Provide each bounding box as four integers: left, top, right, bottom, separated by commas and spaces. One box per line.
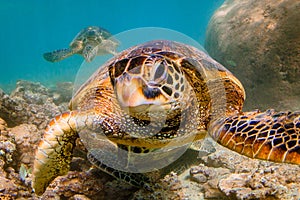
0, 88, 24, 127
0, 80, 68, 129
133, 138, 300, 199
0, 80, 299, 199
205, 0, 300, 111
0, 117, 32, 199
11, 124, 40, 166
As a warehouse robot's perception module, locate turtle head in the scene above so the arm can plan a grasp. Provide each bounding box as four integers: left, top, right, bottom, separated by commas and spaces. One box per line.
109, 54, 188, 118
69, 27, 101, 52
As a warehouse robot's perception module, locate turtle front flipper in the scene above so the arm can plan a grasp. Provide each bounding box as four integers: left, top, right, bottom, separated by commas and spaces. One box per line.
32, 111, 82, 195
43, 48, 74, 62
210, 109, 300, 165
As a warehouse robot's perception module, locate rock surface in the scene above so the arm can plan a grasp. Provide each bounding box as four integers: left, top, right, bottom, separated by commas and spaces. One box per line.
205, 0, 300, 111
0, 81, 299, 199
0, 80, 69, 129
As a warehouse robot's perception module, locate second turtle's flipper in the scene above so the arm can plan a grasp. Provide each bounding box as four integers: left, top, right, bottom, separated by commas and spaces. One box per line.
32, 111, 79, 195
43, 48, 74, 62
209, 109, 300, 165
97, 39, 120, 56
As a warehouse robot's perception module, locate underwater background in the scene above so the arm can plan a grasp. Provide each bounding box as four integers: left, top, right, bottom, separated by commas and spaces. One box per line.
0, 1, 299, 199
0, 0, 224, 93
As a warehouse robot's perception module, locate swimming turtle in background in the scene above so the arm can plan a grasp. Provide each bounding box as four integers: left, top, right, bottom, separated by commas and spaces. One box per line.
43, 26, 119, 62
33, 40, 300, 195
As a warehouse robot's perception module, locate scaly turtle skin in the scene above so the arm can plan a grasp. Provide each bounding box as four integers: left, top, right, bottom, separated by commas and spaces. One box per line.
32, 40, 300, 195
43, 26, 119, 62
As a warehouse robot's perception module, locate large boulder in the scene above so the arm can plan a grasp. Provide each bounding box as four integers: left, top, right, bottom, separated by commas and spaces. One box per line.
205, 0, 300, 111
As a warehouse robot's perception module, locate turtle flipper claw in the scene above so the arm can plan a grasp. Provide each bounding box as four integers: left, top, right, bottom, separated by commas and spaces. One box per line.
43, 48, 74, 62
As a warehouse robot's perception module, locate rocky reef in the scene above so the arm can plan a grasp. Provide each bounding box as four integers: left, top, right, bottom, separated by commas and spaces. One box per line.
0, 80, 71, 129
205, 0, 300, 111
0, 80, 299, 199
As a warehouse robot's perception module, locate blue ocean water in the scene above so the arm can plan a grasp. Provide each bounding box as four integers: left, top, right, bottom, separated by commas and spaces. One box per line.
0, 0, 224, 92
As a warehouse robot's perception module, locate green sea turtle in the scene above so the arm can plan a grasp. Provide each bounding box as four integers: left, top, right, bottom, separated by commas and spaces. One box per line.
33, 40, 300, 195
43, 26, 119, 62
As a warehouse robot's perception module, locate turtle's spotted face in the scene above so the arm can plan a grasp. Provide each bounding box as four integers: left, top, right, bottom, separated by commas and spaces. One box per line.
109, 54, 186, 114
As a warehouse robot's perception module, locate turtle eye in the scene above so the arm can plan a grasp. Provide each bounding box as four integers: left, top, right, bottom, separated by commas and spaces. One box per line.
153, 61, 167, 83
